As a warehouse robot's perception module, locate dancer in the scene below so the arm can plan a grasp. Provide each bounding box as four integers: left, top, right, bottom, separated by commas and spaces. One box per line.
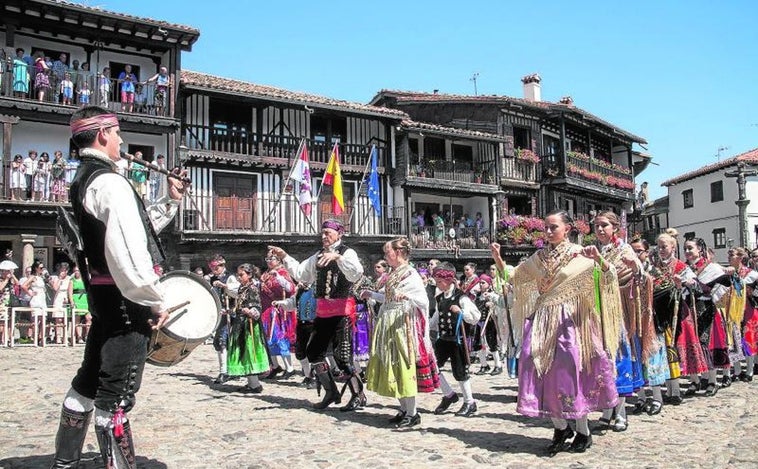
364, 238, 438, 428
512, 210, 620, 455
268, 219, 365, 411
259, 252, 297, 379
472, 274, 503, 375
490, 246, 519, 378
430, 262, 481, 417
227, 263, 270, 393
209, 254, 240, 384
51, 106, 186, 468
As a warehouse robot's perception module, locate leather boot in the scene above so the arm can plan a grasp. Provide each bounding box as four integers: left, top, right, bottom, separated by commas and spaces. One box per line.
95, 420, 136, 469
312, 363, 341, 410
50, 407, 92, 469
339, 373, 367, 412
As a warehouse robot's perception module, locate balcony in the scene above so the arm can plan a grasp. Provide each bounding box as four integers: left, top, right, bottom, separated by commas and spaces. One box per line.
183, 124, 386, 169
564, 151, 635, 191
0, 60, 174, 118
409, 158, 495, 185
409, 225, 492, 250
180, 192, 403, 237
502, 156, 540, 185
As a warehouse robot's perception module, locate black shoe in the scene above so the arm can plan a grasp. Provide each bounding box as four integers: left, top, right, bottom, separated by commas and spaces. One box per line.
213, 373, 229, 384
668, 395, 683, 406
476, 365, 491, 375
240, 384, 263, 393
704, 383, 718, 397
683, 381, 700, 396
455, 402, 477, 417
339, 393, 366, 412
594, 417, 612, 436
396, 413, 421, 428
646, 399, 663, 416
547, 427, 575, 456
388, 411, 406, 424
265, 367, 283, 380
301, 377, 314, 388
738, 372, 753, 382
282, 370, 297, 379
490, 366, 503, 376
569, 432, 593, 453
631, 400, 646, 415
434, 393, 460, 415
721, 375, 732, 388
611, 416, 628, 432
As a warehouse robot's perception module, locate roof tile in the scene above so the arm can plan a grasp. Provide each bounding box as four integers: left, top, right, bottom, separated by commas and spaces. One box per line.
661, 148, 758, 186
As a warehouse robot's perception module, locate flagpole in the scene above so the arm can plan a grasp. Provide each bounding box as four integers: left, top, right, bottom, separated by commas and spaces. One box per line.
315, 141, 338, 202
347, 145, 375, 229
261, 138, 304, 230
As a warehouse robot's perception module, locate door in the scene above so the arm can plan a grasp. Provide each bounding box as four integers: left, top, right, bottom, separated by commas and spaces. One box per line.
214, 173, 256, 230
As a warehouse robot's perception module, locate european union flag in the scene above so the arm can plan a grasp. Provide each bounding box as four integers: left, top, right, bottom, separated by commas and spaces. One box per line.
367, 145, 382, 216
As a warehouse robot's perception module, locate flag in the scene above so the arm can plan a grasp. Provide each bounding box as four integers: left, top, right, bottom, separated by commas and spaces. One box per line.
323, 142, 345, 215
367, 145, 382, 216
290, 142, 313, 216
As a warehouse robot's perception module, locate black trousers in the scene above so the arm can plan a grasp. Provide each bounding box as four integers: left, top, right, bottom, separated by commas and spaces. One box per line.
71, 285, 152, 413
435, 338, 470, 381
295, 320, 315, 361
306, 315, 353, 373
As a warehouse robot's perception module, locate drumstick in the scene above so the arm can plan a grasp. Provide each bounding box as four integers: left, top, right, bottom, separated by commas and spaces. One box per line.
166, 300, 191, 314
155, 301, 191, 330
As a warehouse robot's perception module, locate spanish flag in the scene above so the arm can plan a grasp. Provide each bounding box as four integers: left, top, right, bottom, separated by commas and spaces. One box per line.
323, 142, 345, 215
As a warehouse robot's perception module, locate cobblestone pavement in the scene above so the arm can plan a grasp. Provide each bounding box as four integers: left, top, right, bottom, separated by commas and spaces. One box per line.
1, 345, 756, 468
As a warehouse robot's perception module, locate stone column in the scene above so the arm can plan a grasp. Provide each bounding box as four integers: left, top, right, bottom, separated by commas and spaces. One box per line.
20, 234, 38, 271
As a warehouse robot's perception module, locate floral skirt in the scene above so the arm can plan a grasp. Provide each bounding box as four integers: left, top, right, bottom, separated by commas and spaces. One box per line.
644, 333, 671, 386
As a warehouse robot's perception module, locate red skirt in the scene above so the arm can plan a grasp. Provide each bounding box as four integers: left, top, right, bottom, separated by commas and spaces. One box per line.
743, 305, 758, 356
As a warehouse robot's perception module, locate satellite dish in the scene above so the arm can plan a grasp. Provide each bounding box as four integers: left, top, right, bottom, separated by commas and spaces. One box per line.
448, 228, 457, 239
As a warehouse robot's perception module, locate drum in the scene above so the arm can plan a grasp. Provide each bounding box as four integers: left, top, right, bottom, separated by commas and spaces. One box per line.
147, 271, 221, 367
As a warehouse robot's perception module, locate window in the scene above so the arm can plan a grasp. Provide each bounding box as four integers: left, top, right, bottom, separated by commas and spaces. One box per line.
542, 134, 560, 159
713, 228, 726, 249
710, 181, 724, 202
682, 189, 693, 209
513, 127, 531, 150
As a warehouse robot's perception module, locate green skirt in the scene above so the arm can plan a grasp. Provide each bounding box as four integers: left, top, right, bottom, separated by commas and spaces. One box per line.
366, 301, 417, 398
227, 317, 270, 377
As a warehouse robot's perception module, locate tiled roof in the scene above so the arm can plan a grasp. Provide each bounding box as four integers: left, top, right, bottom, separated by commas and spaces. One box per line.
401, 119, 505, 142
661, 148, 758, 186
181, 71, 407, 119
371, 90, 647, 144
42, 0, 200, 34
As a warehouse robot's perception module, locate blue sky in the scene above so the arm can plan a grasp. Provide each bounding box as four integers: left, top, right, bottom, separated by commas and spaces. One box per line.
99, 0, 756, 200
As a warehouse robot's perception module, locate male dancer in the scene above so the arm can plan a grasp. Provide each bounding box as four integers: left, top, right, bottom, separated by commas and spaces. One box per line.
274, 282, 317, 388
209, 254, 239, 384
268, 219, 365, 411
431, 262, 481, 417
51, 106, 186, 468
472, 275, 503, 375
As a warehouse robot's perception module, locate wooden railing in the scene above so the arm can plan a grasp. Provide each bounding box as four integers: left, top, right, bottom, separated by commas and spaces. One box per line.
565, 152, 634, 191
409, 225, 492, 250
502, 158, 540, 183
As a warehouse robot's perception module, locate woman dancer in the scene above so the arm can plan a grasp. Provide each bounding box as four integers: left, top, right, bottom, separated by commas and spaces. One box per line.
682, 238, 730, 397
593, 212, 651, 433
512, 211, 620, 455
259, 252, 297, 378
227, 263, 270, 393
723, 247, 752, 384
364, 238, 438, 428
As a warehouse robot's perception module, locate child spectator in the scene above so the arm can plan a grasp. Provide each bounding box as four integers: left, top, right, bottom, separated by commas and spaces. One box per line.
77, 80, 91, 106
51, 150, 68, 203
10, 154, 26, 201
60, 72, 74, 105
98, 67, 111, 107
134, 84, 147, 113
33, 52, 50, 102
33, 159, 48, 202
118, 64, 136, 112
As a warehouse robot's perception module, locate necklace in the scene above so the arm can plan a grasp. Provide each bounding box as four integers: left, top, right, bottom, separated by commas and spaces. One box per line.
537, 241, 574, 291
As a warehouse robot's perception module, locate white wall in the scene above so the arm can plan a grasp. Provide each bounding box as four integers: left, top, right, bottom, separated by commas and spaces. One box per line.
667, 167, 758, 259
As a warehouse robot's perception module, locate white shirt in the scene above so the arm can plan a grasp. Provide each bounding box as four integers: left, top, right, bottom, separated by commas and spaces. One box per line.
80, 148, 178, 308
282, 240, 363, 286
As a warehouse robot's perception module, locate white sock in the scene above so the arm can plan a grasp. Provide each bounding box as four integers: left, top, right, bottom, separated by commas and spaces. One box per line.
459, 379, 474, 404
575, 417, 590, 436
601, 408, 614, 421
689, 373, 699, 384
353, 358, 363, 373
94, 407, 114, 428
398, 398, 406, 412
439, 374, 455, 397
665, 380, 672, 396
300, 359, 311, 377
218, 349, 227, 374
404, 396, 417, 416
492, 350, 502, 367
247, 375, 261, 388
670, 379, 681, 397
708, 369, 717, 384
282, 354, 294, 372
747, 356, 755, 377
636, 388, 647, 403
478, 349, 488, 366
615, 397, 626, 419
652, 386, 663, 402
551, 418, 568, 430
63, 388, 94, 413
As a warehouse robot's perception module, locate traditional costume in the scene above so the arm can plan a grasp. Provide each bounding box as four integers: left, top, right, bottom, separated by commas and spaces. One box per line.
512, 240, 620, 452
259, 264, 296, 376
282, 220, 365, 411
210, 261, 240, 384
739, 269, 758, 381
227, 281, 269, 392
472, 275, 503, 375
492, 263, 519, 378
365, 263, 438, 427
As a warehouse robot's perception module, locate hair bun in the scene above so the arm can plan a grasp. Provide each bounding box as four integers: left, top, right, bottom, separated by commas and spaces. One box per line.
665, 227, 679, 237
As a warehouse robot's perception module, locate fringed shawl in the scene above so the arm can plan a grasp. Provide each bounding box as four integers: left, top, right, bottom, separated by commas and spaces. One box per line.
513, 243, 622, 377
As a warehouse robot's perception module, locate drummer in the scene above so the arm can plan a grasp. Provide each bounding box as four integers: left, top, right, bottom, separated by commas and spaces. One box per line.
51, 106, 188, 469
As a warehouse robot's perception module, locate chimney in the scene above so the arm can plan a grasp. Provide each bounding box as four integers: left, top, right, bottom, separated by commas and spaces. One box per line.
521, 73, 541, 102
433, 89, 439, 95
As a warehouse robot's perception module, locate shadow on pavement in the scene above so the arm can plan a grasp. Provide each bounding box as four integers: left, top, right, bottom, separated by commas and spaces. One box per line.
422, 427, 549, 455
0, 453, 167, 469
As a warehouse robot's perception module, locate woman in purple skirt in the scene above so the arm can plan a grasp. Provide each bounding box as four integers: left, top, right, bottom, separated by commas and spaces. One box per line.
512, 210, 621, 455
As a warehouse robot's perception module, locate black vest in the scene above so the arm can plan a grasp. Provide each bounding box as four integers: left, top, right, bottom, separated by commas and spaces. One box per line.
314, 244, 352, 299
70, 156, 164, 282
436, 288, 465, 340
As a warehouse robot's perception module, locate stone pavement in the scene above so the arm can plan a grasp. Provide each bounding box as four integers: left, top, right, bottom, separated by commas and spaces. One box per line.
1, 345, 756, 468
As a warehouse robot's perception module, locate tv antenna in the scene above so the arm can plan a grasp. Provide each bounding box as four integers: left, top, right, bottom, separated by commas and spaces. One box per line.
715, 146, 729, 161
470, 72, 479, 96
